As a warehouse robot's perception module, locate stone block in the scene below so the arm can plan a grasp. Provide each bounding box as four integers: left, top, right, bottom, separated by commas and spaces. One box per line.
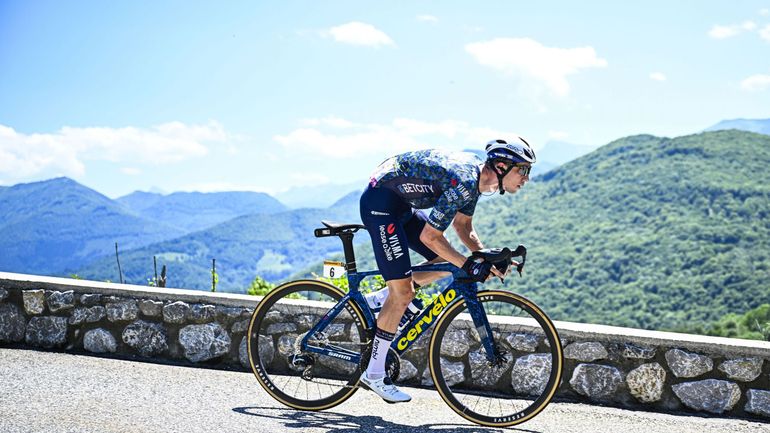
626, 362, 666, 403
23, 290, 46, 315
25, 316, 67, 348
511, 353, 553, 396
0, 303, 26, 342
122, 320, 169, 357
139, 300, 163, 317
745, 389, 770, 418
570, 363, 623, 400
106, 300, 139, 322
665, 348, 713, 378
163, 301, 190, 324
672, 379, 740, 414
718, 358, 763, 382
84, 328, 117, 353
564, 342, 608, 362
179, 323, 231, 362
47, 291, 75, 313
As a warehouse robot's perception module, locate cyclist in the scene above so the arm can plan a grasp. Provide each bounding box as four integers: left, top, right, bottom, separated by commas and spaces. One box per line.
358, 137, 536, 402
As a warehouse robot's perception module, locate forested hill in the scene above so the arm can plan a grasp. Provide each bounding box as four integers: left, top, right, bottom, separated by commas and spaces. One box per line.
471, 130, 770, 331
78, 191, 364, 291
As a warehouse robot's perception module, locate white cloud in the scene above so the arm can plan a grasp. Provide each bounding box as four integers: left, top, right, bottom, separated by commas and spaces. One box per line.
121, 167, 142, 176
465, 38, 607, 97
760, 8, 769, 16
709, 21, 758, 39
326, 22, 394, 47
741, 74, 770, 91
0, 121, 226, 180
417, 15, 439, 23
649, 72, 667, 81
708, 24, 740, 39
274, 117, 521, 158
761, 24, 770, 42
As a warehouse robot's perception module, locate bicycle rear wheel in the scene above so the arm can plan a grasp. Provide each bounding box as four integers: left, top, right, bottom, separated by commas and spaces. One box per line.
429, 290, 563, 427
247, 280, 369, 410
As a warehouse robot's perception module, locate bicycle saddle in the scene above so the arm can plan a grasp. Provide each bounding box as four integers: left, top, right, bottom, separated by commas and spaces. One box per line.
315, 220, 365, 237
321, 220, 365, 231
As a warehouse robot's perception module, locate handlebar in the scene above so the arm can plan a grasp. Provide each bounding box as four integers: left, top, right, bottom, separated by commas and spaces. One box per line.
465, 244, 528, 281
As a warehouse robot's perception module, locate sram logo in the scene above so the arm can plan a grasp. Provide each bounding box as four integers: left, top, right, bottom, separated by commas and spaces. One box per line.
327, 352, 353, 361
397, 289, 457, 350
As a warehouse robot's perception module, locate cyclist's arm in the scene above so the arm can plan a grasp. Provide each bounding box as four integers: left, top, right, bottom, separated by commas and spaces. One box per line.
452, 212, 484, 252
420, 225, 504, 280
419, 224, 468, 269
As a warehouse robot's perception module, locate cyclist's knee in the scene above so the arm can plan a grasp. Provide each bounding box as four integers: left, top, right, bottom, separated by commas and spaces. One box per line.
386, 277, 415, 304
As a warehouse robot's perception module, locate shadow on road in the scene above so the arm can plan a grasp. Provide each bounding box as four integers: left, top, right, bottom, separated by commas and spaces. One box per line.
233, 406, 542, 433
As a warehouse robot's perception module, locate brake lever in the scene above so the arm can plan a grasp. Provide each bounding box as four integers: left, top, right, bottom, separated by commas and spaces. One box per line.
511, 244, 527, 277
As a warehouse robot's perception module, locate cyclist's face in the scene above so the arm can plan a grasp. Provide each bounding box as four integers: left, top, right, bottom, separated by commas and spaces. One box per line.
500, 163, 531, 193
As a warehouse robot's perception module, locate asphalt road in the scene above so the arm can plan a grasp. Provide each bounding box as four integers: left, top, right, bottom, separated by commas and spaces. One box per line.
0, 348, 767, 433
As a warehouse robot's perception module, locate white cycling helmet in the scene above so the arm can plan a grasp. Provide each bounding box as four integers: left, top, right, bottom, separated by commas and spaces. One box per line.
485, 137, 536, 164
484, 137, 536, 195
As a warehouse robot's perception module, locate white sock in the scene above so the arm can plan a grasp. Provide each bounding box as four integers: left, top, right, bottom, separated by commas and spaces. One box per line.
366, 327, 395, 380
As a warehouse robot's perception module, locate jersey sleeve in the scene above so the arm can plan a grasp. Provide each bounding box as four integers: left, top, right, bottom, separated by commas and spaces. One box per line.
458, 193, 479, 216
426, 194, 458, 232
426, 183, 477, 231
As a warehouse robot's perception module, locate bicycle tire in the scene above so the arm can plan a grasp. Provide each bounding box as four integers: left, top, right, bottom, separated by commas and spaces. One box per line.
247, 279, 369, 410
428, 290, 563, 427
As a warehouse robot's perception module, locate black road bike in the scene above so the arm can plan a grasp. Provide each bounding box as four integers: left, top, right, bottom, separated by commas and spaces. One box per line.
247, 221, 563, 427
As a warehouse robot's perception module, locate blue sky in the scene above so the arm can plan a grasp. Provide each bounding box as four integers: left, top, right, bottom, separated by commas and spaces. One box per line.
1, 1, 769, 199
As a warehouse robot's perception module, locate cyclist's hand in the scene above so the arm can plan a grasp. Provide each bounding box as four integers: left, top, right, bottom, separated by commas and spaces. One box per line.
489, 265, 505, 281
462, 257, 493, 283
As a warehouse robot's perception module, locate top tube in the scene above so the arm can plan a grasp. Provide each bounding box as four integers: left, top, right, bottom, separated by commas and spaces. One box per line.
347, 261, 463, 293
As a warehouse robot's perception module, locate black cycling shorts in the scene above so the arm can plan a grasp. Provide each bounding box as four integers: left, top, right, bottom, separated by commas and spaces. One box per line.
359, 185, 439, 281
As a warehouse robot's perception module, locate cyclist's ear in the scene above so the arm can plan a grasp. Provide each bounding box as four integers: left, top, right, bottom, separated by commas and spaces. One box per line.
494, 162, 509, 175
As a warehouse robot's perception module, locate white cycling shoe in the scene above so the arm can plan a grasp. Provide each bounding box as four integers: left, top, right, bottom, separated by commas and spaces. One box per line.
359, 373, 412, 403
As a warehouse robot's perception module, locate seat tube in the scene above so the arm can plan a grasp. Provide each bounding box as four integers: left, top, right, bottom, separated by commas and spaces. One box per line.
339, 232, 357, 273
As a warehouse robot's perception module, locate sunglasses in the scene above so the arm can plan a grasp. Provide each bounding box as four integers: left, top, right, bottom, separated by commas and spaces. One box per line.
511, 164, 532, 176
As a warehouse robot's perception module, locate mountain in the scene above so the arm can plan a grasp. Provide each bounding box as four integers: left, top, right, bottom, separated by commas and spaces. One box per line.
275, 181, 362, 209
0, 178, 184, 275
78, 190, 366, 291
704, 118, 770, 135
117, 190, 287, 233
468, 130, 770, 331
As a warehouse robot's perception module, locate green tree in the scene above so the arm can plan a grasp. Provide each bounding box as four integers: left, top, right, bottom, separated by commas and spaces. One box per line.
247, 276, 275, 296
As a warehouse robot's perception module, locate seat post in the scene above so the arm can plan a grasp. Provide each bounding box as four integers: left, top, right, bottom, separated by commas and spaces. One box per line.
339, 232, 357, 273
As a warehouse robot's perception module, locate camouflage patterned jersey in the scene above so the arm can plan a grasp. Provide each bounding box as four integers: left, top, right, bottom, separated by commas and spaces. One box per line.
368, 149, 483, 231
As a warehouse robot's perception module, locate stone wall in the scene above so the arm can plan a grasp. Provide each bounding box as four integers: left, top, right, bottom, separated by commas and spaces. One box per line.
1, 271, 769, 420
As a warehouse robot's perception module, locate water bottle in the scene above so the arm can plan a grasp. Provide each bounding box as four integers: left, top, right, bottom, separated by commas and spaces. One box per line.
364, 287, 424, 329
399, 297, 423, 330
364, 287, 390, 313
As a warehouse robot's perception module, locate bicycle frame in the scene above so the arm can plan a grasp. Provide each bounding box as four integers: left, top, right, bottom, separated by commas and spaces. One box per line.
299, 261, 499, 367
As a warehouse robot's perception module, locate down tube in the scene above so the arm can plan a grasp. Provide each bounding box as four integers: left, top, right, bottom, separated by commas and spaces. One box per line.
391, 283, 473, 355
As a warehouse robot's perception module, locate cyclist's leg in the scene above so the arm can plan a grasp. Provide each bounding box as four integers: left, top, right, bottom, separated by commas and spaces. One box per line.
359, 186, 414, 402
405, 209, 451, 286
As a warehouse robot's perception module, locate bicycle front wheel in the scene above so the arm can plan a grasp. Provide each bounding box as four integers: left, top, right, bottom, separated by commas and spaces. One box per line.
429, 290, 563, 427
247, 279, 369, 411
